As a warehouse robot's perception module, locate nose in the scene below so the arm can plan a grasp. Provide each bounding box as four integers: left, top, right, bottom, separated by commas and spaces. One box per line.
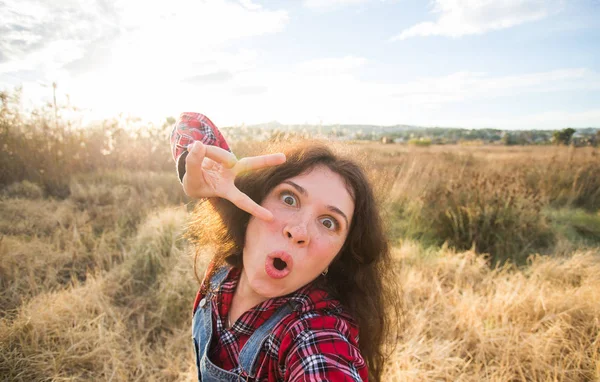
284, 218, 310, 247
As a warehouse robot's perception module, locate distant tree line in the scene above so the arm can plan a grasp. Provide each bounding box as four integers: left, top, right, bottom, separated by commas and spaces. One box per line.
246, 123, 600, 147
380, 127, 599, 146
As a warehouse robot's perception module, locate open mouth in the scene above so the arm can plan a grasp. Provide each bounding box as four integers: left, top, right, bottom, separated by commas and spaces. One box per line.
273, 257, 287, 271
265, 251, 293, 279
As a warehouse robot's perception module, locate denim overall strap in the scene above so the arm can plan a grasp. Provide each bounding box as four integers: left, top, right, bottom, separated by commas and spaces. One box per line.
192, 266, 295, 381
238, 302, 294, 378
192, 266, 241, 381
207, 266, 230, 292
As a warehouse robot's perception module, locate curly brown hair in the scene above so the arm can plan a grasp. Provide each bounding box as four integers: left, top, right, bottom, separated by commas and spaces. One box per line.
186, 140, 402, 381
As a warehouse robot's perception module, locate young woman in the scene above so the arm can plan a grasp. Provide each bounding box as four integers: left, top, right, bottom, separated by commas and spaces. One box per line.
171, 113, 401, 381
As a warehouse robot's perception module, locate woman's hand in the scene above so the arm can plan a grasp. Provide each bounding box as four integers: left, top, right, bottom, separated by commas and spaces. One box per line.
183, 141, 286, 221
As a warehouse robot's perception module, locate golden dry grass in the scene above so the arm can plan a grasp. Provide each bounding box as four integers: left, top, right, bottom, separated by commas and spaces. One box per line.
1, 208, 199, 381
364, 144, 600, 265
386, 242, 600, 381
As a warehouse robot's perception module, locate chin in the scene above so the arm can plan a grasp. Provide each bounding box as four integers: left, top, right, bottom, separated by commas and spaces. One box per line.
250, 276, 291, 299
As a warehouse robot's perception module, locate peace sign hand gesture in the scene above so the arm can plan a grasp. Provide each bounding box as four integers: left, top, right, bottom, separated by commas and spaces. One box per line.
183, 141, 286, 221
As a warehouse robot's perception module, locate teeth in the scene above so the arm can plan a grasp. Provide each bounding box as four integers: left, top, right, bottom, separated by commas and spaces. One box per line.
273, 258, 287, 271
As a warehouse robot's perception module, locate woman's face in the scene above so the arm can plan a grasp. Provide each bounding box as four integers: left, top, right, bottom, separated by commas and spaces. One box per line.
242, 165, 355, 299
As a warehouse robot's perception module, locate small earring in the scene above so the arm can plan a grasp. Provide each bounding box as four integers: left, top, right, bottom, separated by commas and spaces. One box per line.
321, 268, 328, 276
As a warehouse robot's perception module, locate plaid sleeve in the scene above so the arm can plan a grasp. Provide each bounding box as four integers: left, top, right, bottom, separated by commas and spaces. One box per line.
283, 328, 368, 381
169, 112, 232, 182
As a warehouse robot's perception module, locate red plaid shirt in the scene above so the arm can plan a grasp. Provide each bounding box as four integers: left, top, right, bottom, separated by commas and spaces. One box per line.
192, 267, 367, 381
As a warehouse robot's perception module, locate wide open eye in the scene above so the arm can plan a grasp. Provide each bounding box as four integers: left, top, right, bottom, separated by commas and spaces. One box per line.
319, 217, 338, 231
280, 192, 298, 207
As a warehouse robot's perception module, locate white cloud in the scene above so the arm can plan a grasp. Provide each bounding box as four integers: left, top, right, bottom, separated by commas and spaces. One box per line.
238, 0, 263, 11
303, 0, 371, 11
113, 0, 288, 48
296, 56, 367, 74
0, 0, 115, 72
0, 0, 288, 118
389, 68, 600, 104
0, 0, 288, 80
392, 0, 564, 40
177, 56, 600, 129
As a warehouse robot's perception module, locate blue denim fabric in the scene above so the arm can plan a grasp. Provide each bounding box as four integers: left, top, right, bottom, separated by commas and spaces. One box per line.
192, 267, 293, 381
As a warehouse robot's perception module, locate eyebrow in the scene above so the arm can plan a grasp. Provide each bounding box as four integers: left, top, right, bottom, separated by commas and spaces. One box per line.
282, 180, 350, 228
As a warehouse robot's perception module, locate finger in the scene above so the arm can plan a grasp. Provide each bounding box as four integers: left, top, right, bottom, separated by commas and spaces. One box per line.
235, 153, 286, 174
185, 141, 207, 179
225, 188, 274, 221
204, 145, 237, 168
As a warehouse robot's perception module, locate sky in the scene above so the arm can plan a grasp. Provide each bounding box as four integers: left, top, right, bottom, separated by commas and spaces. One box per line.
1, 0, 599, 130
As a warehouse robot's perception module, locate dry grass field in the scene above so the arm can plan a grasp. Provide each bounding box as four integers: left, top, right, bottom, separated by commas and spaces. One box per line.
1, 125, 600, 381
